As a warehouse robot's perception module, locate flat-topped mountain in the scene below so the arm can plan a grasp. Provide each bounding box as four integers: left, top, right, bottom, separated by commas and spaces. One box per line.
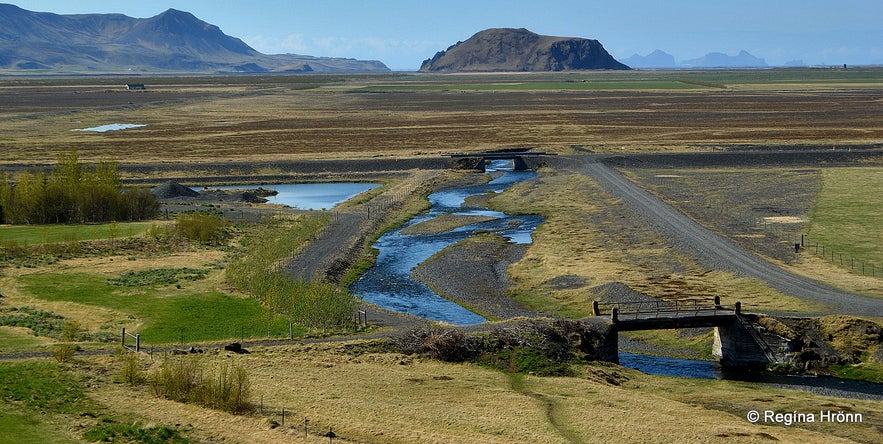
0, 4, 389, 73
420, 28, 629, 72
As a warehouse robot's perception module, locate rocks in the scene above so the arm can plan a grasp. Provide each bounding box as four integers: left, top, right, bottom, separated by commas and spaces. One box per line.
224, 342, 249, 354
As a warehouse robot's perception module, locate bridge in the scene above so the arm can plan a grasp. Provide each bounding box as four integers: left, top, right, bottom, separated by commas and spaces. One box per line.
445, 149, 556, 171
593, 297, 787, 368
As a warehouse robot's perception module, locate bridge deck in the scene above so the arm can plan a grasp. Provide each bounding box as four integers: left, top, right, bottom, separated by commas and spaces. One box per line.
598, 298, 739, 331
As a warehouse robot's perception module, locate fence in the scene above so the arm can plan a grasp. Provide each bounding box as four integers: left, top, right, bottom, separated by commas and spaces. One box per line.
799, 234, 881, 278
121, 327, 140, 352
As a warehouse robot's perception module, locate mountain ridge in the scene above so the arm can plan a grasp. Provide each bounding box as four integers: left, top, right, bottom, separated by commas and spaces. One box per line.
0, 4, 389, 73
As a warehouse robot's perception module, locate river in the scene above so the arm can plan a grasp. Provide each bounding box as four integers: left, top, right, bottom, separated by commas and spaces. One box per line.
350, 160, 542, 325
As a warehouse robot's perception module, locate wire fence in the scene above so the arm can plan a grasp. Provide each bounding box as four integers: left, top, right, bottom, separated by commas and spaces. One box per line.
799, 235, 881, 278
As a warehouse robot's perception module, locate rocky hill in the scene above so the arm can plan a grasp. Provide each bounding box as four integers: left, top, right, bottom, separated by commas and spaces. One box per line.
0, 4, 389, 73
420, 28, 629, 72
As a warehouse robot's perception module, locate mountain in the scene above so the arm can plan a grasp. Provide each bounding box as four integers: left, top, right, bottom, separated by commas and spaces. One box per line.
0, 4, 389, 73
622, 50, 677, 69
680, 50, 767, 68
420, 28, 629, 72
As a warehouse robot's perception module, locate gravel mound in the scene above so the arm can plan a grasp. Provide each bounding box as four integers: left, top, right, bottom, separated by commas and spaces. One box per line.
152, 180, 199, 199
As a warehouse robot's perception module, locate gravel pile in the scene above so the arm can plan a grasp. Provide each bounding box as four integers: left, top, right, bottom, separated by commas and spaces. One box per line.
151, 180, 199, 199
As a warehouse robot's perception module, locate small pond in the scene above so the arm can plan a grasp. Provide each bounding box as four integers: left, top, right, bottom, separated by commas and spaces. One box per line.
201, 183, 380, 210
73, 123, 147, 132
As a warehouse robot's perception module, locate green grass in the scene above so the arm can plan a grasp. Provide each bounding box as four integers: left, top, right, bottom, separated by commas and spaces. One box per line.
0, 407, 79, 444
0, 360, 94, 414
19, 272, 298, 344
830, 362, 883, 383
0, 221, 157, 245
807, 167, 883, 271
0, 327, 53, 352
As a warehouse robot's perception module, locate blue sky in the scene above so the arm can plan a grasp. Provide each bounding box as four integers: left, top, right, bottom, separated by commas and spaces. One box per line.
16, 1, 883, 70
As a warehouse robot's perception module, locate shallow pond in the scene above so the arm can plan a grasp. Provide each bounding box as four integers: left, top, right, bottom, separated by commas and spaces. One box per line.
350, 161, 542, 325
73, 123, 147, 132
202, 183, 379, 210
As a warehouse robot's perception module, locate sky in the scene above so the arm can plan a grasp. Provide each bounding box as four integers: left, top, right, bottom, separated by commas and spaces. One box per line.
15, 0, 883, 70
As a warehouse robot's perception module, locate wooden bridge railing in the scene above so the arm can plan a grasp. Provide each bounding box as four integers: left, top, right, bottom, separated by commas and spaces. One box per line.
593, 296, 740, 322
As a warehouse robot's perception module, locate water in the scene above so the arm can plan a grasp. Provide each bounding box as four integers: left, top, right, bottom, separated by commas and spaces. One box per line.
620, 352, 720, 379
620, 352, 883, 398
73, 123, 147, 132
350, 161, 543, 325
202, 183, 379, 210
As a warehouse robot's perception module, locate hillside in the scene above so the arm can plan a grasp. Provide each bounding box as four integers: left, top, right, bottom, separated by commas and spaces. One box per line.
420, 28, 630, 72
0, 4, 389, 73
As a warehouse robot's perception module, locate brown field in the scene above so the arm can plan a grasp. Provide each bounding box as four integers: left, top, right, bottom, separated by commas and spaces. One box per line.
1, 71, 881, 167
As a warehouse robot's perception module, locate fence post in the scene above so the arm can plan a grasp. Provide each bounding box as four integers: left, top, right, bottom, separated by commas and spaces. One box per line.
135, 334, 141, 352
121, 327, 126, 348
592, 301, 600, 316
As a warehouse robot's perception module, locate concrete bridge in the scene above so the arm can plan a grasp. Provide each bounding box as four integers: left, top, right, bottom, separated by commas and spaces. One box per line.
593, 297, 786, 368
446, 149, 556, 171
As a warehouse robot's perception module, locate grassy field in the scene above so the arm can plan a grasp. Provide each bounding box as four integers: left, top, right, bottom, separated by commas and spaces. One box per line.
16, 270, 295, 345
0, 221, 159, 246
807, 167, 883, 272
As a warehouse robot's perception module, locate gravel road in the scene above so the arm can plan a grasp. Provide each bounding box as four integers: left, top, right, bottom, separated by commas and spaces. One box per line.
570, 155, 881, 317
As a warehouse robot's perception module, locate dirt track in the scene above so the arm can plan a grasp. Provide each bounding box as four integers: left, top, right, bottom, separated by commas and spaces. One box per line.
569, 154, 882, 317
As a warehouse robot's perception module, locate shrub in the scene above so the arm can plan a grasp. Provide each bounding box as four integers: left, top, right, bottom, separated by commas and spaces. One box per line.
60, 320, 82, 342
50, 343, 76, 362
175, 213, 230, 245
149, 356, 252, 414
118, 351, 145, 385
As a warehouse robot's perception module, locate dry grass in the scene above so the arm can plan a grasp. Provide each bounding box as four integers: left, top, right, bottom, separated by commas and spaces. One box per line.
81, 341, 879, 443
2, 74, 882, 166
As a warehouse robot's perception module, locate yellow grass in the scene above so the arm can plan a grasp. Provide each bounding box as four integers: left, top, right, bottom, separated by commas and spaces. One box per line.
83, 342, 879, 443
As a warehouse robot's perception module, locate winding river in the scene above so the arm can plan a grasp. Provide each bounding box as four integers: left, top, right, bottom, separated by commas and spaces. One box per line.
350, 160, 542, 325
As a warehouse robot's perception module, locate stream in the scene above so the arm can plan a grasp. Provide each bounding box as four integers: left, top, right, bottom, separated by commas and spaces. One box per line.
350, 160, 542, 325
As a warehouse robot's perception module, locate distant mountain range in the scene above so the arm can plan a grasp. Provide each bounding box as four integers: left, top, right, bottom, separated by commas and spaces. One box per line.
623, 49, 769, 69
0, 4, 389, 73
420, 28, 629, 72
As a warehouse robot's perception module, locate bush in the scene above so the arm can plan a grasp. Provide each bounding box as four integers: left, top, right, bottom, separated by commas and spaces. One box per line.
175, 213, 230, 245
50, 343, 76, 362
149, 356, 252, 414
118, 351, 145, 385
398, 320, 606, 375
